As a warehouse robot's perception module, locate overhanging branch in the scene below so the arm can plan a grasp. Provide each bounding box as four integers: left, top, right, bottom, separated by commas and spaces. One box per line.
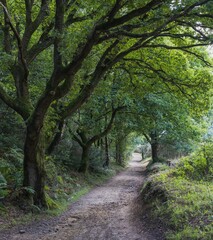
0, 2, 29, 77
88, 106, 125, 146
0, 84, 30, 119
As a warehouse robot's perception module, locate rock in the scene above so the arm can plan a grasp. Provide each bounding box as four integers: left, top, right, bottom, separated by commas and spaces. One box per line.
67, 217, 78, 223
54, 227, 59, 232
19, 230, 26, 234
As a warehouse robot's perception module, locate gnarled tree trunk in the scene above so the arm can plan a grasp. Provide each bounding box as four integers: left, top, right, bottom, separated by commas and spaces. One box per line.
23, 122, 47, 207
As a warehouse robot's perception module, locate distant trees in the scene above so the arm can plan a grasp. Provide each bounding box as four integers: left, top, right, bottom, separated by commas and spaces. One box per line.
72, 106, 124, 173
0, 0, 213, 206
140, 93, 205, 162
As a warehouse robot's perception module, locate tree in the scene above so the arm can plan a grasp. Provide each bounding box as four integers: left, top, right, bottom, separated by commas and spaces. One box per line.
71, 106, 124, 173
0, 0, 213, 206
107, 45, 212, 162
131, 92, 207, 162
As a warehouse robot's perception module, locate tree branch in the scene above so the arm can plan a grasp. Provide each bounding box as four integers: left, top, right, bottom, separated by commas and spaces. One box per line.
107, 0, 123, 22
1, 0, 11, 53
57, 40, 120, 119
181, 49, 212, 67
124, 58, 197, 100
143, 43, 211, 50
54, 0, 64, 70
0, 84, 30, 119
47, 119, 66, 154
88, 106, 125, 146
22, 0, 50, 51
0, 2, 29, 76
24, 0, 33, 25
26, 22, 54, 64
72, 134, 85, 148
97, 0, 162, 30
143, 133, 151, 143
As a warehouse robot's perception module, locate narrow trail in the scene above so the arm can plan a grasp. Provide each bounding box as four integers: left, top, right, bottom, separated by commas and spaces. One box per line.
0, 153, 165, 240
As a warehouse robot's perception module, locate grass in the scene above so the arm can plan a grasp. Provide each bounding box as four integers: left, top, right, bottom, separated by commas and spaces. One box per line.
0, 206, 43, 230
152, 173, 213, 240
141, 144, 213, 240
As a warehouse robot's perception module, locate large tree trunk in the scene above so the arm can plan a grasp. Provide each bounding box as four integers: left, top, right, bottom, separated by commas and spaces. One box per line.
150, 131, 159, 163
23, 125, 46, 207
151, 142, 159, 163
78, 145, 90, 174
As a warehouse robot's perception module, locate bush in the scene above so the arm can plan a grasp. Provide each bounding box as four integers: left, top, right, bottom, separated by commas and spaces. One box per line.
0, 148, 23, 191
175, 143, 213, 180
0, 173, 8, 199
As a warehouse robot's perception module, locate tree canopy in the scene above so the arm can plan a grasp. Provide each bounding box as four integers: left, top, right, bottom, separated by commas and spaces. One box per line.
0, 0, 212, 207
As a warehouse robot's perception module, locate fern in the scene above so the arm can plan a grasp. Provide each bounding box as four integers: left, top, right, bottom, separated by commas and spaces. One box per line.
44, 192, 60, 209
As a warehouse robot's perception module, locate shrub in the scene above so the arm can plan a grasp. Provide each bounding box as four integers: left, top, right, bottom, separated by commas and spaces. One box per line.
0, 147, 23, 199
174, 143, 213, 181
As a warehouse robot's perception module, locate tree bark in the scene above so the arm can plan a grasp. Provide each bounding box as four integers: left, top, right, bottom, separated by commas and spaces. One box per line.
150, 131, 159, 163
12, 64, 29, 100
75, 107, 124, 172
78, 145, 90, 174
47, 119, 65, 154
23, 126, 46, 207
1, 0, 11, 53
151, 142, 159, 163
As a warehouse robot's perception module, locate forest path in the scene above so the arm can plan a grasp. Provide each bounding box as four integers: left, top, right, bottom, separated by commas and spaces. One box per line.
1, 153, 165, 240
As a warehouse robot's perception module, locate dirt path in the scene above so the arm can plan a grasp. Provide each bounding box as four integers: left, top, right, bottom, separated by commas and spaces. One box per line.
0, 153, 165, 240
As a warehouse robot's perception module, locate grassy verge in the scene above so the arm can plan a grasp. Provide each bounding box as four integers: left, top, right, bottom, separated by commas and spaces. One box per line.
141, 144, 213, 240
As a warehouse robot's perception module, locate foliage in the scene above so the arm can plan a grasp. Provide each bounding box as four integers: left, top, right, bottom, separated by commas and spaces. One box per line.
0, 102, 25, 150
0, 0, 212, 214
141, 142, 213, 240
0, 0, 212, 206
174, 142, 213, 181
154, 176, 213, 240
0, 147, 23, 198
0, 172, 8, 199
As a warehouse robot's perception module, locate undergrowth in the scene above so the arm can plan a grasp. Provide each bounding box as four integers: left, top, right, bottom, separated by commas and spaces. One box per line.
141, 142, 213, 240
0, 153, 124, 230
